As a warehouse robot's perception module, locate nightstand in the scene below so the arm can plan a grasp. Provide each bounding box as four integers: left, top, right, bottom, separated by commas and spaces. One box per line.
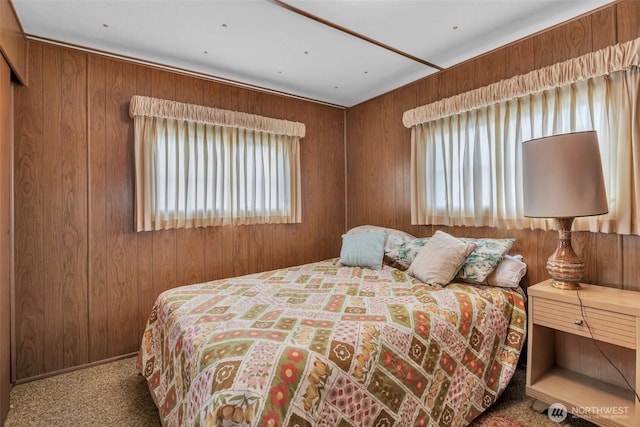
526, 280, 640, 427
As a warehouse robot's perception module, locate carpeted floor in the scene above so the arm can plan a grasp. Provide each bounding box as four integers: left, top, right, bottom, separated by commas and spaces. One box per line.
5, 357, 598, 426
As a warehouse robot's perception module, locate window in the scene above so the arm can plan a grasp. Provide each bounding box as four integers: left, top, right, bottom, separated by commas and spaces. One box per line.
416, 80, 610, 227
404, 38, 640, 235
130, 96, 304, 232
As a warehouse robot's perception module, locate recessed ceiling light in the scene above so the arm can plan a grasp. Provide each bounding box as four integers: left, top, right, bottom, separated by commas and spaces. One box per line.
102, 23, 109, 28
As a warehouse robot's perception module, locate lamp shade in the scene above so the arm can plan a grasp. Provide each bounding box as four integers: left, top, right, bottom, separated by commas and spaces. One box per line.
523, 131, 608, 218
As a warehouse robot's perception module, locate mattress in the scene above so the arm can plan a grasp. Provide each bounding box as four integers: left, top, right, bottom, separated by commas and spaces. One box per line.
137, 258, 526, 426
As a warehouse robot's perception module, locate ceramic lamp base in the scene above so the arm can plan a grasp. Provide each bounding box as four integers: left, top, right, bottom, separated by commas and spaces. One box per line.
549, 279, 582, 290
547, 217, 584, 290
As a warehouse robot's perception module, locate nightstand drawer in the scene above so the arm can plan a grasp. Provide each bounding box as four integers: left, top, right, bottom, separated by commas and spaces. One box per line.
532, 297, 636, 349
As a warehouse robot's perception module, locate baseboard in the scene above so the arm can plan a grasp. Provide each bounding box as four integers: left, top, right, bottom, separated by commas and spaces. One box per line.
13, 352, 138, 385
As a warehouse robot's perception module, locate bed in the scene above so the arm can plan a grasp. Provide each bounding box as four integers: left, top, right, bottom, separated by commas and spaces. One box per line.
137, 228, 527, 427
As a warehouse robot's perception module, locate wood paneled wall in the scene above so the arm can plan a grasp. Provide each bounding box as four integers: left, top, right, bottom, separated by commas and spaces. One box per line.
13, 41, 346, 381
346, 0, 640, 291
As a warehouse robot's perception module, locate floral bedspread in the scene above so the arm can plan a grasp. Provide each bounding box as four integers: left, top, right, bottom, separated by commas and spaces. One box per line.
137, 259, 526, 427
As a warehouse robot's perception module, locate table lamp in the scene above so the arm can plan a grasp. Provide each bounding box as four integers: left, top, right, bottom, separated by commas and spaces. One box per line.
522, 131, 608, 290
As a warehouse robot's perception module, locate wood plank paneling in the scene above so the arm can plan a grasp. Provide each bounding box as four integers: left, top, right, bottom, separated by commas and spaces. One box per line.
14, 41, 44, 379
13, 41, 345, 380
204, 224, 225, 281
591, 6, 616, 51
60, 48, 88, 368
454, 61, 476, 94
0, 55, 11, 424
572, 231, 597, 284
41, 44, 64, 373
595, 233, 622, 287
318, 102, 346, 254
104, 59, 139, 358
533, 29, 557, 70
622, 235, 640, 291
474, 49, 506, 89
555, 15, 592, 60
378, 95, 398, 228
617, 0, 640, 43
345, 0, 640, 293
503, 38, 534, 79
87, 54, 108, 363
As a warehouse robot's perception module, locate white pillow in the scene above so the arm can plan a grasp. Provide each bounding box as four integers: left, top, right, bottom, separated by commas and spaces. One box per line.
407, 231, 476, 285
484, 254, 527, 288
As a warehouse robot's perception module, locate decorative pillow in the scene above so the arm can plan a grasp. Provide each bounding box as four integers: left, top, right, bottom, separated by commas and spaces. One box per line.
387, 237, 430, 270
484, 254, 528, 288
339, 231, 386, 270
455, 238, 516, 283
407, 231, 476, 285
346, 225, 416, 254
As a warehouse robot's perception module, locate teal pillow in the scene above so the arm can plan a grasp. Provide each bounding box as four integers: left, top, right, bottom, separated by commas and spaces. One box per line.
340, 231, 386, 270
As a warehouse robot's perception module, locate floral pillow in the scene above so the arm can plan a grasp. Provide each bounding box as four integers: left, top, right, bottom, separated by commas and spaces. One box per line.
388, 236, 516, 284
386, 237, 430, 270
455, 238, 516, 283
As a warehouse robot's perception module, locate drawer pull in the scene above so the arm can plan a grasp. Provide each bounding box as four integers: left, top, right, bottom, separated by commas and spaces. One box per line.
574, 320, 583, 326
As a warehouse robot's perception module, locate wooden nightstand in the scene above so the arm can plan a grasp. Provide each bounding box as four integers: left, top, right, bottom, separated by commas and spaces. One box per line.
526, 280, 640, 427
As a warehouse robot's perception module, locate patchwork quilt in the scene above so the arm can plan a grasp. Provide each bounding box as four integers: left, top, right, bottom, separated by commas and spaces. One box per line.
137, 259, 526, 427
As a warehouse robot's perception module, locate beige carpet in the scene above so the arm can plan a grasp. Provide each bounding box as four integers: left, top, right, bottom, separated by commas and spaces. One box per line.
5, 357, 597, 426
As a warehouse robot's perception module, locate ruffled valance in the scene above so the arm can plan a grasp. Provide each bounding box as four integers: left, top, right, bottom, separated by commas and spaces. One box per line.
130, 95, 306, 138
403, 37, 640, 128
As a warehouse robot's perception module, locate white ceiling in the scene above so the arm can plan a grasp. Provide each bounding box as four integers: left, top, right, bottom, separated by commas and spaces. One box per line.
13, 0, 614, 107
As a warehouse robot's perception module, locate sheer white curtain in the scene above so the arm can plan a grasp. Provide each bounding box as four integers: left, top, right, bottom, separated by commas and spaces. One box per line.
404, 38, 640, 235
130, 96, 304, 232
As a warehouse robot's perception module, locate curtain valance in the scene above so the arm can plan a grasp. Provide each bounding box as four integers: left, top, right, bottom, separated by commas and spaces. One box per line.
129, 95, 306, 138
131, 95, 303, 231
403, 37, 640, 128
